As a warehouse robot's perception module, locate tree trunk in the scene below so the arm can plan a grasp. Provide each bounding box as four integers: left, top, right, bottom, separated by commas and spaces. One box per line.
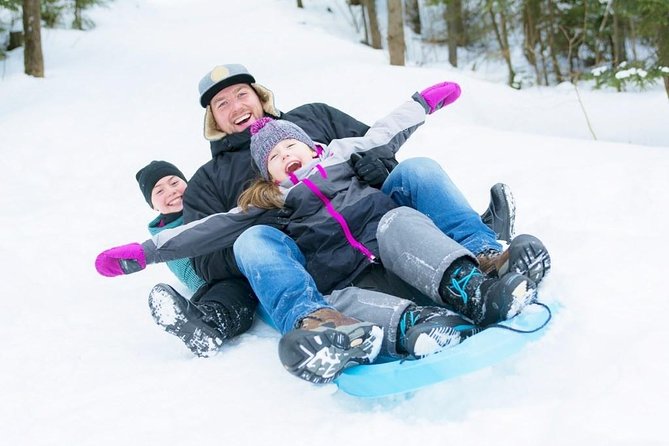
22, 0, 44, 78
446, 0, 459, 67
404, 0, 421, 35
611, 3, 626, 65
538, 28, 550, 85
657, 24, 669, 99
628, 17, 638, 61
360, 2, 370, 45
387, 0, 406, 66
452, 0, 465, 45
546, 0, 563, 83
522, 0, 541, 85
365, 0, 382, 49
488, 2, 515, 86
73, 6, 83, 30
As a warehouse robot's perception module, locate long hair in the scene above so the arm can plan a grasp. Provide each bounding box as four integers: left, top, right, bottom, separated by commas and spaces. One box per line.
238, 178, 284, 211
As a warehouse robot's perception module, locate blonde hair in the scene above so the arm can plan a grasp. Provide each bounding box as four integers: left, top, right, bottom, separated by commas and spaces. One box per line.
238, 178, 284, 211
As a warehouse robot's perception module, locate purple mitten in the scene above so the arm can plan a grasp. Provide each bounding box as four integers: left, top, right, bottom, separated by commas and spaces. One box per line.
419, 82, 461, 114
95, 243, 146, 277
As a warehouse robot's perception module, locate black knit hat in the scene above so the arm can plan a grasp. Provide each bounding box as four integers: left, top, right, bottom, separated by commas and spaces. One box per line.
136, 161, 187, 208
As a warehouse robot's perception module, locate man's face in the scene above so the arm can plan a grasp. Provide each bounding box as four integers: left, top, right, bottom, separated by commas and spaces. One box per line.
210, 84, 264, 134
266, 139, 316, 183
151, 175, 187, 214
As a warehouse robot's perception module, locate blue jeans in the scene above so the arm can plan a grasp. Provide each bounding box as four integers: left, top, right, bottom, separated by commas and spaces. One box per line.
234, 225, 331, 334
381, 157, 501, 255
234, 157, 501, 332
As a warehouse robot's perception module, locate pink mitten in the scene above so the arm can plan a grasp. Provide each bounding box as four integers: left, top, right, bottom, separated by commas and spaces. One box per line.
418, 82, 461, 114
95, 243, 146, 277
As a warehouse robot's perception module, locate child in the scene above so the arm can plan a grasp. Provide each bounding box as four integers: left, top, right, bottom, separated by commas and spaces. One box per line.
97, 82, 547, 383
136, 161, 205, 293
134, 161, 257, 358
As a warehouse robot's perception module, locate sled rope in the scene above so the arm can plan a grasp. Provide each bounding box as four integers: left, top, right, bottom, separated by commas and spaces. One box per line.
488, 301, 552, 334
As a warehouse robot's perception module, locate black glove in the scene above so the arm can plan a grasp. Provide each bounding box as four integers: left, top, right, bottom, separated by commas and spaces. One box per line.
349, 148, 399, 189
255, 207, 294, 230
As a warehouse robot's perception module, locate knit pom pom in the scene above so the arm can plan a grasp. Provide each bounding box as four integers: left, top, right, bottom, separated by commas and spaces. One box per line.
250, 117, 274, 135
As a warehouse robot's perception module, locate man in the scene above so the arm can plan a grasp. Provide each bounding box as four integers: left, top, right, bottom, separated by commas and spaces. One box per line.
149, 64, 545, 375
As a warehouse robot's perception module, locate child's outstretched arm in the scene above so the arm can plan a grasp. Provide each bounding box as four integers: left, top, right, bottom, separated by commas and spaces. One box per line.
330, 81, 462, 161
347, 81, 461, 185
95, 205, 285, 278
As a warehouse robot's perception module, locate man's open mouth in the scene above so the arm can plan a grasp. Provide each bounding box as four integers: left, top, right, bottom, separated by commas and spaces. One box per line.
234, 113, 252, 126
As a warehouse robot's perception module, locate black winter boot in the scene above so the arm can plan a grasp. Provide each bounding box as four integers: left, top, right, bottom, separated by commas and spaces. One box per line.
480, 183, 516, 243
148, 283, 229, 357
278, 308, 383, 384
438, 259, 537, 326
397, 305, 482, 358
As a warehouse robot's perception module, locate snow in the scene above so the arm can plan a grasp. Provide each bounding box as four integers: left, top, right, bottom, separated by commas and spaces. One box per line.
1, 0, 668, 445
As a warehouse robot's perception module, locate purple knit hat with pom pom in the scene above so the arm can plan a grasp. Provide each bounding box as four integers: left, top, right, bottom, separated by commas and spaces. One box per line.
250, 117, 315, 180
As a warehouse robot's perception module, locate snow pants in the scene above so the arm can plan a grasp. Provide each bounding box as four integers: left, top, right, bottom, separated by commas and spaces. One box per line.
327, 206, 477, 357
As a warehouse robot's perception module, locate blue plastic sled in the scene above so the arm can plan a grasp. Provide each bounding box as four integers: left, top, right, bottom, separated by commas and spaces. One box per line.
335, 302, 557, 398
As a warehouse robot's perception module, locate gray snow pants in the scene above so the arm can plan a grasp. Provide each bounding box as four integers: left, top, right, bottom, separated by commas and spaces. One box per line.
326, 206, 476, 357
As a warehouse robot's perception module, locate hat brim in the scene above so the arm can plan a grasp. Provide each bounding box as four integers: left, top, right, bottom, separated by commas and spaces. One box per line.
199, 73, 256, 107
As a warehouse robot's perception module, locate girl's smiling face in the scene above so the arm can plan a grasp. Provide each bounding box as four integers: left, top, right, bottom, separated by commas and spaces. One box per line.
267, 139, 316, 182
151, 175, 187, 214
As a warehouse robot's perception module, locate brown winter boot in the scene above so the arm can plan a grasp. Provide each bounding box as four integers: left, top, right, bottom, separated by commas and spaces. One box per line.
477, 234, 551, 285
278, 308, 383, 384
299, 308, 363, 330
477, 249, 510, 277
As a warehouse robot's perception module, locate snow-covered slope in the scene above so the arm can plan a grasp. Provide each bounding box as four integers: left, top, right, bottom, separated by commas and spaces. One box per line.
1, 1, 668, 445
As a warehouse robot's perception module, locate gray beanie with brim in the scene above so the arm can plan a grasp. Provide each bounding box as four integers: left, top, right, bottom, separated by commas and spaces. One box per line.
198, 64, 256, 107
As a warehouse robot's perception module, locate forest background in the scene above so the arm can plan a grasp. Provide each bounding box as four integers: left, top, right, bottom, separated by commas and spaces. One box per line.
2, 0, 668, 97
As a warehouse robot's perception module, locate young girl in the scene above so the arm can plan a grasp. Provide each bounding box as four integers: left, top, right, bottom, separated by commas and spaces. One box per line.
97, 82, 543, 383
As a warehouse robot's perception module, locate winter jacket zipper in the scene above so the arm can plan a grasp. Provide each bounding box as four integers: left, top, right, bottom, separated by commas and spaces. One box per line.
288, 166, 377, 263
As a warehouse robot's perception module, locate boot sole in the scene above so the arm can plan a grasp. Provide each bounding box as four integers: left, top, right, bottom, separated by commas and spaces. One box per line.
407, 323, 462, 358
278, 324, 383, 384
148, 284, 224, 357
499, 234, 551, 284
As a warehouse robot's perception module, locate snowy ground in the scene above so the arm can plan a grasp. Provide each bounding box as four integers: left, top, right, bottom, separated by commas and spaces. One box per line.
1, 1, 668, 445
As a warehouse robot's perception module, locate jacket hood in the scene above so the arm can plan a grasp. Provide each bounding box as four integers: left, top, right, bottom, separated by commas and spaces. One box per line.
203, 82, 280, 142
